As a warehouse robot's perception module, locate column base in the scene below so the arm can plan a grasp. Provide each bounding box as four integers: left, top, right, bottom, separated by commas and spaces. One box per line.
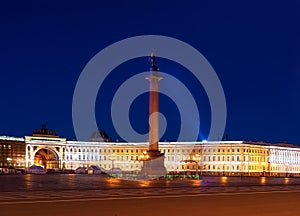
140, 150, 167, 179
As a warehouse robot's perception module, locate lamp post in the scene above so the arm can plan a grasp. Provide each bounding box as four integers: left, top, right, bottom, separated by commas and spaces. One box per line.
285, 163, 289, 177
195, 154, 201, 178
109, 154, 115, 176
7, 157, 12, 168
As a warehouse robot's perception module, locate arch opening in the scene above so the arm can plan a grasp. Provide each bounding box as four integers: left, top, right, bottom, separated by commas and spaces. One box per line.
34, 148, 59, 169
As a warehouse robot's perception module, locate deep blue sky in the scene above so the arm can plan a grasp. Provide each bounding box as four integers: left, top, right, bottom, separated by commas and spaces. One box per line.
0, 1, 299, 144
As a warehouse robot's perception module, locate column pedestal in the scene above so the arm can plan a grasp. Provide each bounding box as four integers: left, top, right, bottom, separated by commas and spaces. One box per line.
140, 150, 167, 179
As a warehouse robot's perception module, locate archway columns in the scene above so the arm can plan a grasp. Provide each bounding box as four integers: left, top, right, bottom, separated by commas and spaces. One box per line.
25, 136, 67, 169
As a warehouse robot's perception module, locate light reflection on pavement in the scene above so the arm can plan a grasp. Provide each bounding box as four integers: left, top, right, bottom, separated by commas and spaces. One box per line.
0, 175, 300, 202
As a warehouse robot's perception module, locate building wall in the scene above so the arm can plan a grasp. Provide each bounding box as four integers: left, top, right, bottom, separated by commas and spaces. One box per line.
0, 137, 25, 168
1, 136, 300, 177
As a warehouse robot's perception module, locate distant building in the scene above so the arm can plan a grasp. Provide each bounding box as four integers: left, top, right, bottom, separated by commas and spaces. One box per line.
1, 126, 300, 177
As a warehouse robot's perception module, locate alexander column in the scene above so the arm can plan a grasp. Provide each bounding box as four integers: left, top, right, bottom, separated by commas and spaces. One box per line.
141, 53, 166, 177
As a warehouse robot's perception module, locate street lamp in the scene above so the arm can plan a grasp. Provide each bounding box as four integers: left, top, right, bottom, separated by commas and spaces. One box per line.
109, 154, 116, 176
285, 163, 289, 178
7, 157, 12, 167
194, 154, 201, 178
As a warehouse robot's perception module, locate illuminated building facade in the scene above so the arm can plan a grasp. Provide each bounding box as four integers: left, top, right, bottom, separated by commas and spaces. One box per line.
1, 130, 300, 177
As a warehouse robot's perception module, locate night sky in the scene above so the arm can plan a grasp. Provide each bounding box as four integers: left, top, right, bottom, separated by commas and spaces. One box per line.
0, 1, 299, 144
